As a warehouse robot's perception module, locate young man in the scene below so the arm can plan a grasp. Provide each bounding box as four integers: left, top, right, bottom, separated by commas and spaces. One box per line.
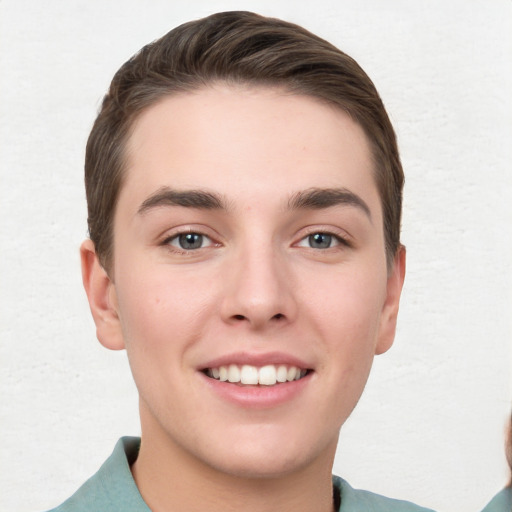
48, 11, 434, 512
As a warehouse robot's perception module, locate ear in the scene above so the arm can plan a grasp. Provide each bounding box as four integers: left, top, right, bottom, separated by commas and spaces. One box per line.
375, 245, 406, 355
80, 239, 125, 350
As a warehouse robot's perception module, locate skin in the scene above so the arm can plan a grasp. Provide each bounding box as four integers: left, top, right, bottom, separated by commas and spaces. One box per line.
81, 85, 406, 512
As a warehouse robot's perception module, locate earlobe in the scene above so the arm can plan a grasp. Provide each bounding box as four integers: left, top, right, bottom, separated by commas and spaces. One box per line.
375, 245, 406, 355
80, 239, 125, 351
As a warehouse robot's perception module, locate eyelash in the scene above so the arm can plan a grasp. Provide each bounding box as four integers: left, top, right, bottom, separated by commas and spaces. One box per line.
161, 230, 216, 254
296, 229, 352, 250
161, 227, 351, 255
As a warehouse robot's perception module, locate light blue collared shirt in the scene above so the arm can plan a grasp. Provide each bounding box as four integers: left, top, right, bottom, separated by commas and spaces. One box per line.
46, 437, 436, 512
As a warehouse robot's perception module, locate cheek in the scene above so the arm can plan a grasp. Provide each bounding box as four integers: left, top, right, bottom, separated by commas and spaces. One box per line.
114, 272, 212, 411
306, 266, 387, 343
313, 271, 386, 416
114, 269, 215, 354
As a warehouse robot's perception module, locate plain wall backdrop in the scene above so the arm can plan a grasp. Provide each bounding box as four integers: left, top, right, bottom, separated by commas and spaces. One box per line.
1, 1, 511, 511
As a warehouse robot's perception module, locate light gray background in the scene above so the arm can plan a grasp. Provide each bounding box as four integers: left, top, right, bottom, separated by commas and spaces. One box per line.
1, 1, 511, 511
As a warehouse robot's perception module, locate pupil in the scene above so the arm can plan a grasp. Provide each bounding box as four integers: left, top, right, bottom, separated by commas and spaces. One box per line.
309, 233, 331, 249
179, 233, 202, 249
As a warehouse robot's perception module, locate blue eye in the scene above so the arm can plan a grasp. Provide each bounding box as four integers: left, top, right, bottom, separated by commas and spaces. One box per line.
297, 232, 346, 249
308, 233, 333, 249
168, 232, 211, 250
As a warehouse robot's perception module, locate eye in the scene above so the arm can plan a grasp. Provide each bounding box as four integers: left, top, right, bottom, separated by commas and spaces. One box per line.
167, 232, 213, 250
297, 232, 345, 249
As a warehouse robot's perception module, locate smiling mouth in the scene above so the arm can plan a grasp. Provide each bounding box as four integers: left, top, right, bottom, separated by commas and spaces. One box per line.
203, 364, 311, 386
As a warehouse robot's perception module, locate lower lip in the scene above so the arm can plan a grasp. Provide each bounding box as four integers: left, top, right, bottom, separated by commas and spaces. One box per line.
200, 372, 312, 409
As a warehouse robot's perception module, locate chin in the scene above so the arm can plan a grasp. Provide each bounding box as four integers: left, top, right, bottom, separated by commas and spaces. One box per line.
197, 429, 337, 480
207, 450, 310, 480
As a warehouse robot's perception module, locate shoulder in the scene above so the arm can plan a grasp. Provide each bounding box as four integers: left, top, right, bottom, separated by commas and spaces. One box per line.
333, 476, 436, 512
44, 437, 149, 512
480, 487, 512, 512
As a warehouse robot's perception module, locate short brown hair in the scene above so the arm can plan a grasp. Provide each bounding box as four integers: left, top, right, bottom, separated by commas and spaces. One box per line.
85, 11, 403, 271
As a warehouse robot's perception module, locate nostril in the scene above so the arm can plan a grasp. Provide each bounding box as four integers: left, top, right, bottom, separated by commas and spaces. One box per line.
272, 313, 284, 320
233, 314, 246, 321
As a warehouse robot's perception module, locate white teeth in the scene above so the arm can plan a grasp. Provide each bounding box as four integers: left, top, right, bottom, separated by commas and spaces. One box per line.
227, 364, 240, 383
286, 366, 297, 381
276, 365, 287, 383
240, 365, 259, 385
207, 364, 308, 386
259, 365, 277, 386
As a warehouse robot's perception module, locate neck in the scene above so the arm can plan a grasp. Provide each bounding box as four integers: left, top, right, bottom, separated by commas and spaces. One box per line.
131, 415, 337, 512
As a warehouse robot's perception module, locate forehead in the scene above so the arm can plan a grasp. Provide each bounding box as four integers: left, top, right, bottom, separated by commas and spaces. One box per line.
121, 85, 379, 213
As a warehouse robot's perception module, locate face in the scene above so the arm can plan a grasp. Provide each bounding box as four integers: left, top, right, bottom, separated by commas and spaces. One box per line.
82, 85, 405, 479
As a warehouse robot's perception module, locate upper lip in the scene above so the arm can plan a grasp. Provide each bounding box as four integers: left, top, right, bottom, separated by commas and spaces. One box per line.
199, 351, 313, 371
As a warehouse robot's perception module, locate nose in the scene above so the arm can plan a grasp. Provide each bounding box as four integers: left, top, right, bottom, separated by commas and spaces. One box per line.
220, 243, 297, 330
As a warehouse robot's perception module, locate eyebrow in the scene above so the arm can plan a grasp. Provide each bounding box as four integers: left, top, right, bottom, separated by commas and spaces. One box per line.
137, 185, 371, 220
288, 187, 371, 219
137, 187, 226, 214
